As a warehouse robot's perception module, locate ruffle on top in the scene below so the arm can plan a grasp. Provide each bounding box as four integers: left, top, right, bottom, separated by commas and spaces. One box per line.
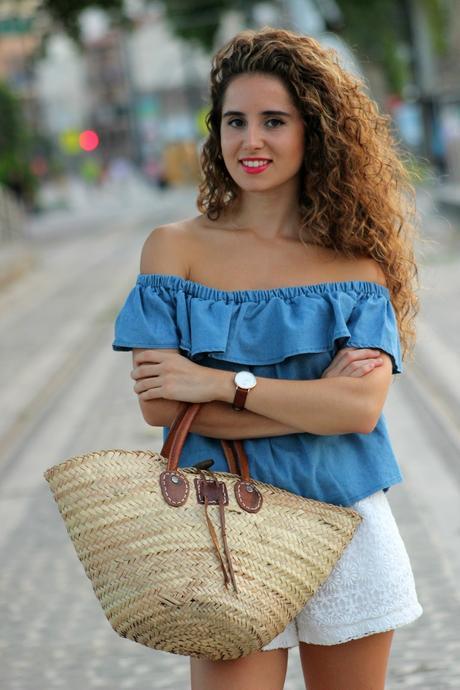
112, 273, 403, 374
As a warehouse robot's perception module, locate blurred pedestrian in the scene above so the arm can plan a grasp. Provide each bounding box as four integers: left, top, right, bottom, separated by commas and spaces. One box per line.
114, 27, 423, 690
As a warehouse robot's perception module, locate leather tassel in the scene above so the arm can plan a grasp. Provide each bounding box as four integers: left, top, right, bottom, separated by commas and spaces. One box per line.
203, 493, 230, 588
218, 491, 239, 593
199, 469, 238, 592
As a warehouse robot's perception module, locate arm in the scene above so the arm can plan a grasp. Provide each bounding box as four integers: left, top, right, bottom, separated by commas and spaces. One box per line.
201, 252, 394, 434
138, 394, 304, 439
133, 346, 390, 437
208, 350, 393, 435
134, 225, 302, 438
199, 260, 395, 435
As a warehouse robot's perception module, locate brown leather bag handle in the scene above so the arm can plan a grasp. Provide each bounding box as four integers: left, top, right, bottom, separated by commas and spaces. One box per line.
221, 440, 250, 481
160, 402, 251, 480
165, 402, 201, 470
160, 401, 190, 460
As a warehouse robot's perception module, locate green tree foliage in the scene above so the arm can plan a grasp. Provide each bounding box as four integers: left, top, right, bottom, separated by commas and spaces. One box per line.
335, 0, 449, 94
40, 0, 126, 41
161, 0, 260, 52
422, 0, 449, 54
162, 0, 233, 52
0, 83, 37, 204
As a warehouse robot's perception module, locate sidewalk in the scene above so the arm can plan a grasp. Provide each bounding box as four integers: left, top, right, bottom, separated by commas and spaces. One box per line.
0, 173, 175, 283
408, 183, 460, 445
0, 241, 36, 289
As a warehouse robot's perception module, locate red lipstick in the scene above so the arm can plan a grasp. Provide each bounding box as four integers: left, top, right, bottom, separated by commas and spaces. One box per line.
239, 158, 272, 175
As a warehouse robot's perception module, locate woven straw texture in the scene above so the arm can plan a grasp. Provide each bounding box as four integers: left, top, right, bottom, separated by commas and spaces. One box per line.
44, 449, 362, 660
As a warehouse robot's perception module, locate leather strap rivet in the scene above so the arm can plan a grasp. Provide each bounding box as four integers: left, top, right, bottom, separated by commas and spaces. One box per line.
171, 474, 180, 484
246, 484, 254, 492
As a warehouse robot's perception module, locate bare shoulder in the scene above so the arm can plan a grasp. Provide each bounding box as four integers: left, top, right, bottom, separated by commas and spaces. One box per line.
139, 219, 199, 277
325, 251, 387, 287
351, 256, 387, 287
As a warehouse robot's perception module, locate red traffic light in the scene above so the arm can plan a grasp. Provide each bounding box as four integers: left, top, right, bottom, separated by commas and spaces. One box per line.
79, 130, 100, 152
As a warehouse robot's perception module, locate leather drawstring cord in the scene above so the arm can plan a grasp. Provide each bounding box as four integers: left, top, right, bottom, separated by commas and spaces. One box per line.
217, 488, 239, 593
198, 469, 239, 593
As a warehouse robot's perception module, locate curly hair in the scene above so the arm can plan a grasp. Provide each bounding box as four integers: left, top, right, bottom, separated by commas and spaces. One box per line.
197, 26, 421, 363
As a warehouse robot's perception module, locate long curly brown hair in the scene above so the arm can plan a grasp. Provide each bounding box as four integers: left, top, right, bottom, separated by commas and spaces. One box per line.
197, 26, 421, 362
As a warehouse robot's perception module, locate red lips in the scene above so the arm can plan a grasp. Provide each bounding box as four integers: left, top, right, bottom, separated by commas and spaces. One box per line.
239, 159, 272, 174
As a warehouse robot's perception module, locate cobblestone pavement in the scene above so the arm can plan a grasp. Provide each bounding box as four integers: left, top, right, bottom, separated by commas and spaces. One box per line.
0, 184, 459, 689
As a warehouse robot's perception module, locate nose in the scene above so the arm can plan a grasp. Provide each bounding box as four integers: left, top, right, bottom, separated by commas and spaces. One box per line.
242, 123, 264, 150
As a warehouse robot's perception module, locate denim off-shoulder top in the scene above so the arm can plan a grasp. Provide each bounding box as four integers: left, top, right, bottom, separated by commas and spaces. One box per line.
112, 273, 404, 507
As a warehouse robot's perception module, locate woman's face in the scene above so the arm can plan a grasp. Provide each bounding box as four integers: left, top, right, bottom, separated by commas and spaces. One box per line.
220, 72, 305, 192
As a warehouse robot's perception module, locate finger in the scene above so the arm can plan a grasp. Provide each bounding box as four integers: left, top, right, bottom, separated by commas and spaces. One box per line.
321, 351, 357, 377
133, 350, 153, 365
133, 350, 164, 365
131, 364, 161, 379
330, 348, 381, 371
322, 356, 383, 378
320, 362, 339, 378
139, 387, 163, 401
335, 347, 382, 363
341, 358, 383, 377
340, 357, 382, 374
133, 377, 161, 394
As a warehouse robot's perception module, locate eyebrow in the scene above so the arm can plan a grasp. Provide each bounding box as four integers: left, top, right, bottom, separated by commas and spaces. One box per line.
222, 110, 292, 118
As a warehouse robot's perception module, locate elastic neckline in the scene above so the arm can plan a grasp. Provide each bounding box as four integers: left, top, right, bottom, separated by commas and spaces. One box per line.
137, 273, 390, 303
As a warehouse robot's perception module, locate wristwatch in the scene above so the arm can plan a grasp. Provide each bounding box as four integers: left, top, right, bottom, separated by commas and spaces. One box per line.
232, 370, 257, 411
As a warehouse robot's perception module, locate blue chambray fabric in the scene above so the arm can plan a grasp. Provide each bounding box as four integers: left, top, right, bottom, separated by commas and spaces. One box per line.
113, 273, 404, 506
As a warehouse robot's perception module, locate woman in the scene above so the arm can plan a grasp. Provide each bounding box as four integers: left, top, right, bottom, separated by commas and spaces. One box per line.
113, 27, 423, 690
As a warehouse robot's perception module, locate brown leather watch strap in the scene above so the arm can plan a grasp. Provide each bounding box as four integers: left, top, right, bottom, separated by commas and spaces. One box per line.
232, 387, 248, 411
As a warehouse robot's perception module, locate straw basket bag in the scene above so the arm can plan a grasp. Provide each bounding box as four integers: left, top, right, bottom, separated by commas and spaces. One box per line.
44, 401, 362, 660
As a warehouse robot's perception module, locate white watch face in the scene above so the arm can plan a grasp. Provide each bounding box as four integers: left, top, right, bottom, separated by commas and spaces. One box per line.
234, 371, 257, 389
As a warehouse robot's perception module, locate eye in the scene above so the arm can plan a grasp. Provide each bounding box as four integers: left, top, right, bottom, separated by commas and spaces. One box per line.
227, 118, 244, 128
265, 118, 285, 128
226, 118, 285, 128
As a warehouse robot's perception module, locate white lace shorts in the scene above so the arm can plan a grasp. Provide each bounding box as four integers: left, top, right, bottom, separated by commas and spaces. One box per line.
262, 489, 423, 649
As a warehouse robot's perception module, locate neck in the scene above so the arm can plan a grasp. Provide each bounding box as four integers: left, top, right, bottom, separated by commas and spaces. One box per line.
225, 180, 301, 241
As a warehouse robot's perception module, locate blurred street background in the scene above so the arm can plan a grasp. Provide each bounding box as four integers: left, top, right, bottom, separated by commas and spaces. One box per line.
0, 1, 459, 689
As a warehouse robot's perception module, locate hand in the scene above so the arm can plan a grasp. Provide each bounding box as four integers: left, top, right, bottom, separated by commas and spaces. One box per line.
321, 347, 384, 379
130, 349, 222, 403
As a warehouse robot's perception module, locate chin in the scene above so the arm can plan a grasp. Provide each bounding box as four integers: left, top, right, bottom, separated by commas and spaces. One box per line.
231, 171, 279, 188
238, 176, 296, 192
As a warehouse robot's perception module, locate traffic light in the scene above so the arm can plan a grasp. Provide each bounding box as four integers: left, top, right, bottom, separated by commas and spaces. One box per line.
79, 130, 100, 152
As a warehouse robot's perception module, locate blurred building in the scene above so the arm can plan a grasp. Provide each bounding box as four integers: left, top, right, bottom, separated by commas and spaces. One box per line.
33, 5, 217, 186
125, 5, 212, 183
35, 34, 89, 134
434, 1, 460, 180
85, 28, 134, 162
0, 0, 44, 132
